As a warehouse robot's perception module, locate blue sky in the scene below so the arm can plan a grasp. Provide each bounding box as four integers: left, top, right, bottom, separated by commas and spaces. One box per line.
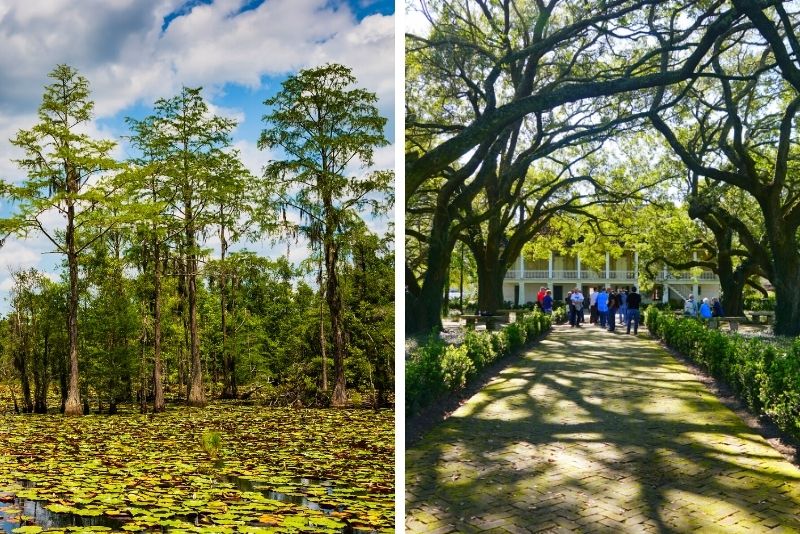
0, 0, 394, 303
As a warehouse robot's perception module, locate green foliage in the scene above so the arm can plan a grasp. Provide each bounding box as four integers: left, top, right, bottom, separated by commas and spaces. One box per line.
259, 63, 393, 405
200, 430, 223, 459
405, 334, 446, 415
406, 312, 552, 415
744, 297, 776, 312
463, 330, 496, 368
440, 345, 475, 390
0, 405, 393, 531
645, 307, 800, 440
551, 306, 568, 324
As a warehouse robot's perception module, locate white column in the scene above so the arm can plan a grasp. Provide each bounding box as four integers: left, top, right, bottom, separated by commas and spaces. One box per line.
548, 251, 553, 280
576, 253, 581, 280
692, 251, 699, 297
663, 265, 669, 303
634, 251, 639, 286
605, 252, 610, 280
518, 253, 524, 279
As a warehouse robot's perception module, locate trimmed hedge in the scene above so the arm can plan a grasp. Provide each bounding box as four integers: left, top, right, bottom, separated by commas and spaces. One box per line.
645, 307, 800, 440
406, 311, 552, 415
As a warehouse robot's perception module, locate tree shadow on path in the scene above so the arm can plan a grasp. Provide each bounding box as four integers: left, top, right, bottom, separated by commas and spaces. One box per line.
406, 325, 800, 533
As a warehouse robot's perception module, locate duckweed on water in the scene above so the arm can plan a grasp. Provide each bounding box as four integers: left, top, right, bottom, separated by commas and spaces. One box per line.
0, 404, 394, 532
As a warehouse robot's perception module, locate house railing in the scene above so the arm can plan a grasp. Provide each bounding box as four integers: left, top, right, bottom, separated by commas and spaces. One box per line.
655, 271, 716, 281
505, 270, 638, 280
504, 269, 716, 281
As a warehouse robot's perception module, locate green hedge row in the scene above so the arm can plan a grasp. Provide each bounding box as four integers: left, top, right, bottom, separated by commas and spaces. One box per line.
645, 307, 800, 440
406, 312, 552, 416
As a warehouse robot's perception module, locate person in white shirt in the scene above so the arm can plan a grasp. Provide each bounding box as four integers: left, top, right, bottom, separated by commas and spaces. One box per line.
684, 294, 698, 317
570, 289, 585, 327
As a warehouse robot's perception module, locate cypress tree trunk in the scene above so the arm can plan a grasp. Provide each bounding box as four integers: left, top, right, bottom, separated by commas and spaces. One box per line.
186, 215, 206, 407
326, 237, 347, 407
152, 239, 165, 412
64, 190, 82, 417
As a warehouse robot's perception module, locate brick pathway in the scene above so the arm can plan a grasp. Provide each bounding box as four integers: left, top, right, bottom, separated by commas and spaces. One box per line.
406, 324, 800, 533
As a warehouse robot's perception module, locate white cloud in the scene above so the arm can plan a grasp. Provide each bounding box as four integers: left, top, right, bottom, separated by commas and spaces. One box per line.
0, 0, 394, 304
0, 1, 393, 122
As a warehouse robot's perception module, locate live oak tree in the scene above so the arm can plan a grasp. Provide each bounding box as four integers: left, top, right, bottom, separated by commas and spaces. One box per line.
405, 0, 742, 333
259, 63, 393, 407
1, 65, 122, 416
647, 7, 800, 335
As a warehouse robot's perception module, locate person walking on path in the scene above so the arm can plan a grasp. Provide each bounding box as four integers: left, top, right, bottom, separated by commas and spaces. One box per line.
684, 294, 698, 317
596, 287, 609, 328
607, 290, 619, 332
542, 290, 553, 314
626, 286, 642, 334
570, 288, 585, 327
589, 288, 599, 324
618, 289, 628, 325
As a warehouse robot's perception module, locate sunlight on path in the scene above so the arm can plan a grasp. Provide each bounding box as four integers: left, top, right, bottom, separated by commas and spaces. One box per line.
406, 325, 800, 533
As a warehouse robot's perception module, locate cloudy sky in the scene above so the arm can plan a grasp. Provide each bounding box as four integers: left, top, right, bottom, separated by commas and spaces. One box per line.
0, 0, 395, 301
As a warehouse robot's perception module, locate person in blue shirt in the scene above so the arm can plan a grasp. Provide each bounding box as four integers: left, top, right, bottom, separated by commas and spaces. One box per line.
596, 288, 609, 328
699, 298, 712, 322
542, 290, 553, 314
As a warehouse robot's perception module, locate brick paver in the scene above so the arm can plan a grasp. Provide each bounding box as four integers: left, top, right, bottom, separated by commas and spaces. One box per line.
406, 324, 800, 533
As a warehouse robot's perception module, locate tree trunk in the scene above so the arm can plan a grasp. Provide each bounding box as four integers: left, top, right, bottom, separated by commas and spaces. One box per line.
64, 193, 82, 416
152, 241, 165, 412
717, 270, 746, 316
152, 188, 165, 412
408, 207, 455, 334
760, 198, 800, 336
220, 222, 237, 399
186, 221, 206, 406
770, 240, 800, 336
318, 262, 328, 392
33, 332, 49, 413
326, 238, 347, 407
13, 350, 33, 414
475, 256, 508, 313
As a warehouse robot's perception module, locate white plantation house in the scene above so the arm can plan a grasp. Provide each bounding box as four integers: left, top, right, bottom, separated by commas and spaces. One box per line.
503, 251, 721, 305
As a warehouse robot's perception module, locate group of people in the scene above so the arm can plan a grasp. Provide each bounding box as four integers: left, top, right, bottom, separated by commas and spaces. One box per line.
535, 286, 643, 335
683, 294, 724, 320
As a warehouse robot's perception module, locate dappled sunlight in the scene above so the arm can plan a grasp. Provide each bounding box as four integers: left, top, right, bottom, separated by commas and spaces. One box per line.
407, 325, 800, 532
463, 393, 534, 421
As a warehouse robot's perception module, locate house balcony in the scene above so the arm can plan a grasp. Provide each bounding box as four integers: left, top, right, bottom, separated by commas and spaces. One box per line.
505, 270, 638, 281
655, 271, 717, 282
